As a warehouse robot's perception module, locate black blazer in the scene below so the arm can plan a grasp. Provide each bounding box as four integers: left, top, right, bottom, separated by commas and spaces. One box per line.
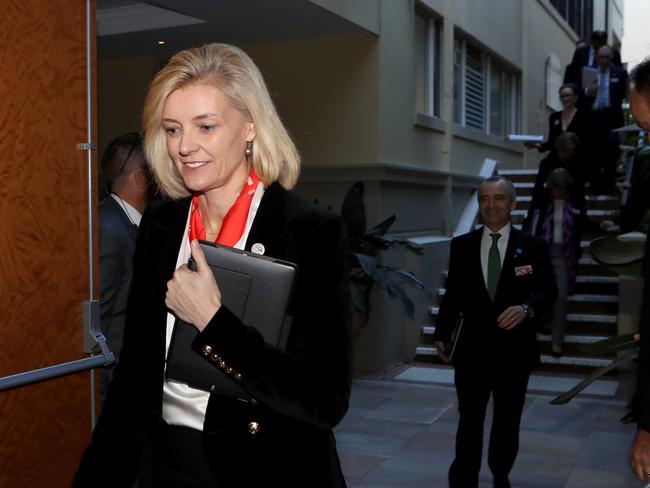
538, 109, 592, 154
73, 183, 352, 488
98, 196, 138, 360
433, 227, 557, 371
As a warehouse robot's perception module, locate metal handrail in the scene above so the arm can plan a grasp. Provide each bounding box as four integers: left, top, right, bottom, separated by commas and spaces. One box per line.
0, 333, 114, 393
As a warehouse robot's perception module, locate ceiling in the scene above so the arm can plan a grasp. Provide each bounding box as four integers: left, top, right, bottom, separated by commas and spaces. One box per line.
97, 0, 370, 59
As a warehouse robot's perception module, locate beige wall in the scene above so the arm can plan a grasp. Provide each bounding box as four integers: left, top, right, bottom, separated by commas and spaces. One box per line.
243, 33, 380, 168
98, 55, 160, 160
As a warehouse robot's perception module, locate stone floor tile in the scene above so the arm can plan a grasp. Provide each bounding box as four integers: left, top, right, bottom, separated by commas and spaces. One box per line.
339, 450, 388, 480
337, 377, 637, 487
362, 448, 451, 486
563, 467, 635, 487
574, 430, 638, 472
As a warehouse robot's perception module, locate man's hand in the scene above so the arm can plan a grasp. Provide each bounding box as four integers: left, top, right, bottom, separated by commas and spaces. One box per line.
165, 240, 222, 332
630, 429, 650, 481
586, 80, 599, 96
497, 305, 528, 330
434, 341, 449, 364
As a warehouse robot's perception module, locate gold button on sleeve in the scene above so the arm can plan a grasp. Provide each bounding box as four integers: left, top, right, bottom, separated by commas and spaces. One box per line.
247, 421, 260, 435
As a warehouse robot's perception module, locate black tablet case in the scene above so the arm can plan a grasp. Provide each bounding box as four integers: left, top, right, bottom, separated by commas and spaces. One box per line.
165, 240, 296, 398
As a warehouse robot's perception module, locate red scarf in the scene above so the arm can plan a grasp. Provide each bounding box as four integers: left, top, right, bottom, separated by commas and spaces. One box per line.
188, 166, 259, 247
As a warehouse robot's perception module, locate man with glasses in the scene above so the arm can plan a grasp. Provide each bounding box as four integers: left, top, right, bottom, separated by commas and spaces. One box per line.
98, 132, 153, 402
583, 45, 629, 193
564, 29, 622, 85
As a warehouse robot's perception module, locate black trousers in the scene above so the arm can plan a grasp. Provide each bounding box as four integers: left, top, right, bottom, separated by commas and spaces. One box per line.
156, 422, 218, 488
448, 366, 530, 488
591, 108, 623, 194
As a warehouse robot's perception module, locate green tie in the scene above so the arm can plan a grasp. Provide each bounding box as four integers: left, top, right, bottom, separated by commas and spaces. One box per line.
487, 233, 501, 301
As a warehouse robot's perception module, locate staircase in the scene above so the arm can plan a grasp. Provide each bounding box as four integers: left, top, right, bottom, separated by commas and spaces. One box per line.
415, 168, 621, 372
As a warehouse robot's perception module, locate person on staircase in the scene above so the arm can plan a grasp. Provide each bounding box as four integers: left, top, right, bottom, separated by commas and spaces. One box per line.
523, 132, 588, 235
524, 83, 592, 162
582, 45, 629, 194
525, 168, 605, 358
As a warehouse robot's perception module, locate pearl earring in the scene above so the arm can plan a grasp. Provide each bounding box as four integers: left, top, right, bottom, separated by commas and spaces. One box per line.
245, 140, 253, 158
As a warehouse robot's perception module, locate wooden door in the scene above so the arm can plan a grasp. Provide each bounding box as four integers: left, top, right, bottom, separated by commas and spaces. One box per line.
0, 1, 96, 486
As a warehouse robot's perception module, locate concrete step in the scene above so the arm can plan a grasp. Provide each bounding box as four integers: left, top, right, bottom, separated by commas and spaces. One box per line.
497, 169, 538, 183
421, 326, 610, 345
415, 346, 613, 368
511, 209, 616, 219
513, 182, 535, 196
515, 195, 619, 212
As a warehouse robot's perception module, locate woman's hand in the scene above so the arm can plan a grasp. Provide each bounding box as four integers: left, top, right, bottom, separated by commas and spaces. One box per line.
165, 240, 222, 331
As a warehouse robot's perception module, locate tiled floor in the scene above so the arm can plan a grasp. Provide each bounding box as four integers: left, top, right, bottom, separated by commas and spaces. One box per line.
335, 366, 641, 488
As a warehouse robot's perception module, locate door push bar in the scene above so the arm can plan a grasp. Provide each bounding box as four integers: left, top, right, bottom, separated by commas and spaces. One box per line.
0, 300, 115, 393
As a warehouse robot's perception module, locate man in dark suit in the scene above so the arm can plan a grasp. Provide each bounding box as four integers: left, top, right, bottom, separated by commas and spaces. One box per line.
582, 45, 629, 193
434, 176, 557, 488
564, 29, 622, 85
628, 56, 650, 483
99, 132, 152, 401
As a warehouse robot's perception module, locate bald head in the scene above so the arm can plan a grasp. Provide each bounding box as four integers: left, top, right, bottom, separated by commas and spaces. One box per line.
596, 45, 614, 70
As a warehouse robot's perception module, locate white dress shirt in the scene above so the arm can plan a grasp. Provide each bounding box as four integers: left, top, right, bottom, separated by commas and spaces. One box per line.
162, 181, 265, 431
592, 68, 611, 110
111, 193, 142, 227
480, 223, 510, 288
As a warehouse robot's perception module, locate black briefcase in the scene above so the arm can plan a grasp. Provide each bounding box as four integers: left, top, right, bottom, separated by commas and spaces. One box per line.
165, 240, 296, 398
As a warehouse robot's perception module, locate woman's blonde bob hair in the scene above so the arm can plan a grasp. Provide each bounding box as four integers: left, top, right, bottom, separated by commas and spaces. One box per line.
143, 43, 300, 199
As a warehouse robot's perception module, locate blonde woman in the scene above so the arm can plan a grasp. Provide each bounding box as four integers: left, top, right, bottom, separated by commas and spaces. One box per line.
74, 43, 351, 488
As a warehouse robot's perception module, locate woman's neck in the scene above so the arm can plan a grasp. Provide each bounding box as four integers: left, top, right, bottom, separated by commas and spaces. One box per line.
196, 167, 249, 238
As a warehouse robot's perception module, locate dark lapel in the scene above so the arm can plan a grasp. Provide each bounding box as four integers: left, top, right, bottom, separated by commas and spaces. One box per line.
244, 183, 291, 260
107, 196, 138, 242
467, 228, 491, 300
147, 198, 192, 282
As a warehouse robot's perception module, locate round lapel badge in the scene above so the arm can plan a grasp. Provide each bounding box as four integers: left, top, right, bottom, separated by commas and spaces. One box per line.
251, 243, 265, 255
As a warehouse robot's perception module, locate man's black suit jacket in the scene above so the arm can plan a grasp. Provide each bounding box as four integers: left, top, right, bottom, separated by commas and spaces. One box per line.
98, 196, 138, 360
433, 227, 557, 371
74, 183, 353, 488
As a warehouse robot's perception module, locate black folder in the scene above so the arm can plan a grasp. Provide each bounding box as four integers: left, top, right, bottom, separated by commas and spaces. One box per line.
165, 240, 296, 398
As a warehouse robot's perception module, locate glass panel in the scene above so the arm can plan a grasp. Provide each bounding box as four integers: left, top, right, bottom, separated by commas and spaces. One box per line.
465, 45, 485, 130
453, 38, 462, 124
489, 60, 502, 136
415, 13, 427, 115
503, 72, 513, 134
432, 22, 441, 117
